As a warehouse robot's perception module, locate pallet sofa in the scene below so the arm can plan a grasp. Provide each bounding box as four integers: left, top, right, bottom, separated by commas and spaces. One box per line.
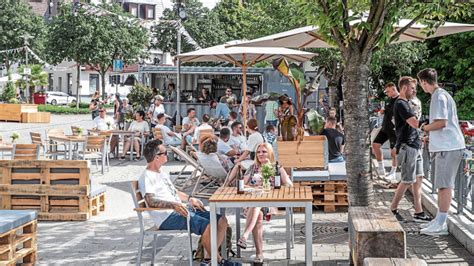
0, 210, 37, 265
278, 135, 349, 212
0, 160, 105, 221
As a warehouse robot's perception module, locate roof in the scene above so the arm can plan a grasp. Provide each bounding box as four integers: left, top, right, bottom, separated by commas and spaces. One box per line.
140, 65, 271, 75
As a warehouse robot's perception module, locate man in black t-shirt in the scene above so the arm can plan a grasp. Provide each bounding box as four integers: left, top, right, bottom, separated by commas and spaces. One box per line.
372, 82, 399, 179
390, 76, 431, 223
321, 116, 345, 162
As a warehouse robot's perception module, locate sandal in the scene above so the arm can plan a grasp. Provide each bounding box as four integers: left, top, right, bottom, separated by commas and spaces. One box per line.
254, 255, 264, 264
236, 238, 247, 249
134, 156, 141, 161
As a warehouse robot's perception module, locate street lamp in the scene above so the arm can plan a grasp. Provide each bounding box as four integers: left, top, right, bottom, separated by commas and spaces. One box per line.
175, 0, 186, 126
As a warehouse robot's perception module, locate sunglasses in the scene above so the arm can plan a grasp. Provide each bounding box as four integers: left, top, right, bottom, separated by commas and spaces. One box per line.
155, 151, 168, 157
99, 110, 105, 113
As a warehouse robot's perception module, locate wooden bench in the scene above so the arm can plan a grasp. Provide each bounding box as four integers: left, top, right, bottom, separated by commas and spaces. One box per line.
0, 160, 106, 221
349, 207, 406, 266
0, 210, 37, 265
364, 258, 427, 266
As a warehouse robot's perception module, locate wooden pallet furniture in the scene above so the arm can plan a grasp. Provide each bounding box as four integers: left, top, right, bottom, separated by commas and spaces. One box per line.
0, 104, 50, 123
349, 207, 406, 266
0, 210, 37, 265
364, 258, 427, 266
296, 180, 348, 212
0, 160, 106, 221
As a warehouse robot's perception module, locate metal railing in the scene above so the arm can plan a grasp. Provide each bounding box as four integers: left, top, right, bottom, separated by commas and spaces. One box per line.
422, 145, 473, 218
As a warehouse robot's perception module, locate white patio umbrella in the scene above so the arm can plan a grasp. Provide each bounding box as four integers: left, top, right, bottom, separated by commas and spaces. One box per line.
176, 41, 316, 126
231, 20, 474, 48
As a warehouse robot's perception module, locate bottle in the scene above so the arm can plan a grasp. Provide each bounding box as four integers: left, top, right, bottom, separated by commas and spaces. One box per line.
237, 172, 245, 194
274, 161, 281, 189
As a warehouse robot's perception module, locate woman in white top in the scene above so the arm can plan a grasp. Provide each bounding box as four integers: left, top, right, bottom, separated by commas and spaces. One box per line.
235, 119, 264, 163
121, 110, 150, 160
147, 95, 166, 128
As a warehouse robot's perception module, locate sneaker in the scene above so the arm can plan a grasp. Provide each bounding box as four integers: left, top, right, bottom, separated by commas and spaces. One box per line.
420, 219, 436, 229
420, 222, 449, 236
200, 259, 211, 266
385, 172, 397, 181
392, 209, 405, 222
413, 212, 432, 223
377, 167, 386, 176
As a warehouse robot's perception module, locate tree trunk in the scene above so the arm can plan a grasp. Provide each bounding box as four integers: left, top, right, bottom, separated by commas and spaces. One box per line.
76, 63, 80, 108
100, 69, 107, 101
29, 85, 34, 104
343, 49, 373, 207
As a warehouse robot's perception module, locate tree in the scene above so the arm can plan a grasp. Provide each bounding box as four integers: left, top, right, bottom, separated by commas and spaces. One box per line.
46, 3, 96, 108
298, 1, 471, 206
1, 71, 17, 102
86, 3, 149, 100
0, 0, 45, 71
16, 64, 48, 103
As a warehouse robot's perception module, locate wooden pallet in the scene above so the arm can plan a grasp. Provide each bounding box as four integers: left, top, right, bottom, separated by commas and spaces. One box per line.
21, 112, 51, 123
0, 160, 105, 221
294, 181, 348, 212
0, 220, 37, 266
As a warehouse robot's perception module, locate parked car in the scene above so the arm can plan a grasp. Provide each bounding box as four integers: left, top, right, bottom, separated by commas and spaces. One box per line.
46, 91, 77, 105
459, 121, 474, 137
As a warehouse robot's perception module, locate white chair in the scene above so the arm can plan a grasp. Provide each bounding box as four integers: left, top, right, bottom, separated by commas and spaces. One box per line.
169, 146, 204, 189
130, 181, 193, 266
193, 152, 230, 198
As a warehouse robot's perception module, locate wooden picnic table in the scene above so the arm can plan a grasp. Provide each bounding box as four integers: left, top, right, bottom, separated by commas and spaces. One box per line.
208, 186, 313, 265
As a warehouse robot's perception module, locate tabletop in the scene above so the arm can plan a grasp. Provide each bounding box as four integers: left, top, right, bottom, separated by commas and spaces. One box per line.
209, 186, 312, 202
49, 135, 87, 142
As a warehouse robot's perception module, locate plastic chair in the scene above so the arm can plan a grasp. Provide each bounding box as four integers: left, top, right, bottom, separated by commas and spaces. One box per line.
130, 181, 193, 266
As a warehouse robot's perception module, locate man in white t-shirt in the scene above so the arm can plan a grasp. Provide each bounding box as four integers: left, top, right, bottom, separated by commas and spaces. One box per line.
217, 128, 237, 158
93, 107, 116, 131
235, 119, 264, 163
228, 121, 246, 152
156, 113, 181, 146
418, 68, 465, 236
147, 95, 167, 128
192, 114, 213, 144
181, 107, 200, 149
138, 140, 228, 263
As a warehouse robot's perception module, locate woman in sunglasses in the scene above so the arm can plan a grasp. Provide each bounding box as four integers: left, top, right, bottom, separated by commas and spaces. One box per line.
121, 110, 150, 160
231, 142, 292, 263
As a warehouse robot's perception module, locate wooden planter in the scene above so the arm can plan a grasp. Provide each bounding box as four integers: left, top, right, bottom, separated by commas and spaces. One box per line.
277, 135, 329, 169
0, 104, 50, 123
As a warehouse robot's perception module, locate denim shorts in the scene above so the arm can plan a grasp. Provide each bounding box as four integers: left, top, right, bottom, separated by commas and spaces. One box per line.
159, 209, 222, 235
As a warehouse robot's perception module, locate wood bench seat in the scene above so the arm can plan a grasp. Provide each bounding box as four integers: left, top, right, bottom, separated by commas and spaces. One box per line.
0, 210, 37, 265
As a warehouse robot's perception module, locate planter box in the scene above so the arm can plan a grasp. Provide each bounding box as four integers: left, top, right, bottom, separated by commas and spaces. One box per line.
276, 136, 329, 169
0, 104, 38, 122
21, 112, 50, 123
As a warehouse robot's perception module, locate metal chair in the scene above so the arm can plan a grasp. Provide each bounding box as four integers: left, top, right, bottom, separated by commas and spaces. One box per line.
130, 181, 193, 266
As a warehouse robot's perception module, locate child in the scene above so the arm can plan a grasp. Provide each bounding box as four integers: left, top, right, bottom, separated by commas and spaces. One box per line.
263, 124, 277, 144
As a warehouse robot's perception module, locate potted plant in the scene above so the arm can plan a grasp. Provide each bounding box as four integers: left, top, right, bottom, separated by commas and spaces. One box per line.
261, 163, 276, 192
10, 132, 19, 143
76, 127, 84, 137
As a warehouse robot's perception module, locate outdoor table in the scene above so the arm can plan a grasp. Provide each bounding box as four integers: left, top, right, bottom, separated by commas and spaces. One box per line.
48, 135, 87, 160
0, 143, 13, 159
209, 186, 313, 265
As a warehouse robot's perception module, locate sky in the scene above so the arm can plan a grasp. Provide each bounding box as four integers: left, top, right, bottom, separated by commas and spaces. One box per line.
162, 0, 219, 9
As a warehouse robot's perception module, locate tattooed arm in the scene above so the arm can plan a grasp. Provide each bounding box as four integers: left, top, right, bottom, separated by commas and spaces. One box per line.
145, 193, 188, 217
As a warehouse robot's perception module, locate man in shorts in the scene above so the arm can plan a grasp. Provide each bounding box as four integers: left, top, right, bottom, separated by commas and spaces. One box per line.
372, 82, 399, 179
390, 77, 431, 223
418, 68, 465, 236
138, 140, 229, 264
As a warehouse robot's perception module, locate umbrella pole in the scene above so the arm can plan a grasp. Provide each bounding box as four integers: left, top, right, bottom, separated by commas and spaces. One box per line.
242, 58, 248, 132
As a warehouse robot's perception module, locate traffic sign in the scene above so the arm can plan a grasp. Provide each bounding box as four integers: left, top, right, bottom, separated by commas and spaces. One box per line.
23, 68, 31, 75
113, 59, 124, 72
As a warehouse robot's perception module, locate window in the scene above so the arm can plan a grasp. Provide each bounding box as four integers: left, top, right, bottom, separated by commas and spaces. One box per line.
58, 77, 62, 91
89, 74, 99, 95
129, 4, 138, 17
67, 73, 72, 94
29, 0, 43, 2
146, 5, 155, 20
48, 73, 54, 90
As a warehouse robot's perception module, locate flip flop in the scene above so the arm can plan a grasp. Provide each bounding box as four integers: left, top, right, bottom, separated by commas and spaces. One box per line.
236, 238, 247, 249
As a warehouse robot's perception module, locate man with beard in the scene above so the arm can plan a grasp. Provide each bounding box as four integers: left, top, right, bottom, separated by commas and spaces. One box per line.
390, 76, 431, 223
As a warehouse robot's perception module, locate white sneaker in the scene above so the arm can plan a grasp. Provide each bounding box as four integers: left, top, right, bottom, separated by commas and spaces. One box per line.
420, 222, 448, 236
377, 168, 386, 176
420, 219, 435, 229
385, 172, 397, 181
